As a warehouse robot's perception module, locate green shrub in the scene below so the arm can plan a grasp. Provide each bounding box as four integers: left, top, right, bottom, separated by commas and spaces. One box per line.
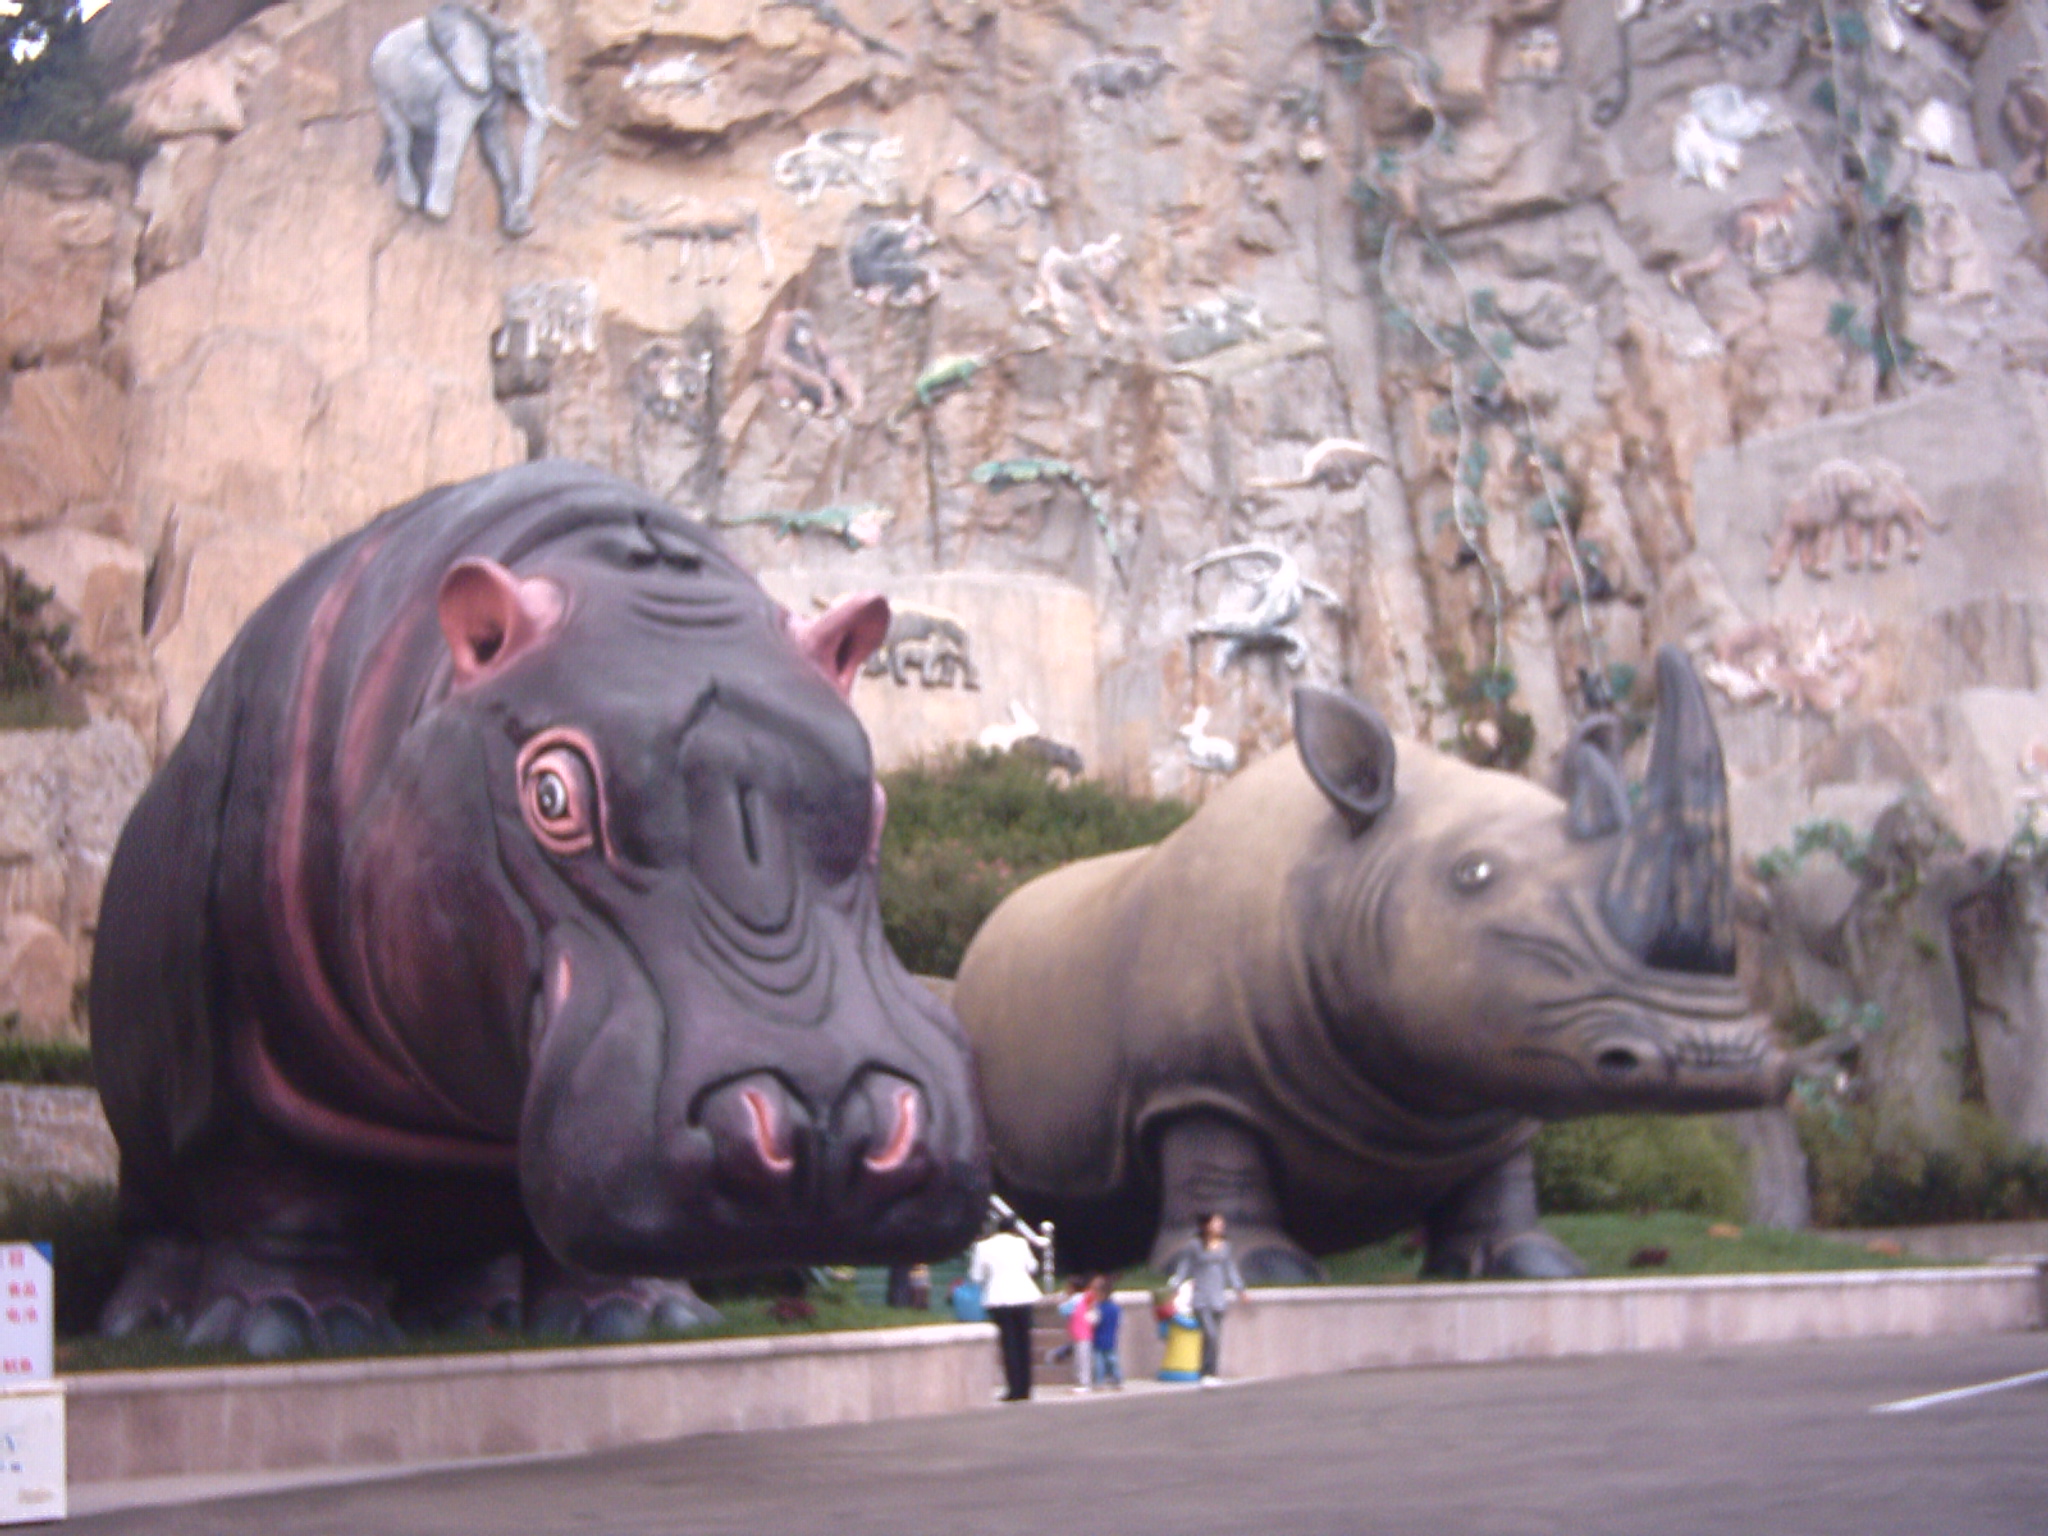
1797, 1101, 2048, 1227
878, 749, 1192, 976
1533, 1114, 1749, 1221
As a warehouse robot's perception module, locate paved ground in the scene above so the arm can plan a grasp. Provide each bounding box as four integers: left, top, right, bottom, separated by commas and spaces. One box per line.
69, 1331, 2048, 1535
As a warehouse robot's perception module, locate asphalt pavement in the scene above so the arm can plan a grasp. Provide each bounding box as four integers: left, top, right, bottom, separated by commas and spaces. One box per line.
66, 1330, 2048, 1535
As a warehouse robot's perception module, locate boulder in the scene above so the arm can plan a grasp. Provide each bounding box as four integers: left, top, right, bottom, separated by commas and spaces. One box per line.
0, 147, 131, 366
0, 527, 147, 668
0, 721, 154, 951
148, 519, 315, 745
0, 915, 75, 1040
134, 134, 225, 279
122, 49, 246, 140
0, 363, 129, 534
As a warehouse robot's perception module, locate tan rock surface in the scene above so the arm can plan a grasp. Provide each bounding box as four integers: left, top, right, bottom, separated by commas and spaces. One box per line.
0, 364, 128, 535
24, 0, 2048, 1159
0, 527, 147, 667
0, 915, 76, 1040
0, 146, 130, 366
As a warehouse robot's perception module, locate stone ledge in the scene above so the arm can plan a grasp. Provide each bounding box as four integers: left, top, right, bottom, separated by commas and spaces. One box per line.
1190, 1266, 2047, 1384
64, 1267, 2046, 1491
67, 1323, 1000, 1485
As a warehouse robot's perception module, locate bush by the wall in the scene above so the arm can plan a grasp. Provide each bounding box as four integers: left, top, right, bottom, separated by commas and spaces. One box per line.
878, 749, 1192, 976
1533, 1114, 1750, 1221
1797, 1101, 2048, 1227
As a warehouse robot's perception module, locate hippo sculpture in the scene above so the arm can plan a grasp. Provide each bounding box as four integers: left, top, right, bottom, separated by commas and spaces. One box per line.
90, 462, 988, 1353
953, 649, 1795, 1280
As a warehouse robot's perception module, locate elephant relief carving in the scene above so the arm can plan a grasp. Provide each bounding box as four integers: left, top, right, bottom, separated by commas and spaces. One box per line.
371, 4, 577, 238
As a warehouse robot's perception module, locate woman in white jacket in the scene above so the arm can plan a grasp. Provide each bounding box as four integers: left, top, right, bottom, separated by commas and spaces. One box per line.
970, 1219, 1046, 1401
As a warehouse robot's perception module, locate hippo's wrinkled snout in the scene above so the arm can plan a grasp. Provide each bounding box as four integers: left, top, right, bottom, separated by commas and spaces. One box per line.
693, 1069, 937, 1214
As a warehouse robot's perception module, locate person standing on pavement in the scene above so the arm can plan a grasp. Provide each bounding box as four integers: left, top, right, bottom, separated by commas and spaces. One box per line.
1168, 1212, 1247, 1386
969, 1217, 1045, 1401
1059, 1276, 1097, 1391
1091, 1274, 1124, 1389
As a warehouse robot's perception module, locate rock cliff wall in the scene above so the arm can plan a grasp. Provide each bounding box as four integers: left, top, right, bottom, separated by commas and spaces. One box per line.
6, 0, 2048, 1180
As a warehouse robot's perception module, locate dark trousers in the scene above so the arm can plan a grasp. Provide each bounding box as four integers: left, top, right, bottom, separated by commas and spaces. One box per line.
1196, 1306, 1226, 1378
989, 1304, 1035, 1399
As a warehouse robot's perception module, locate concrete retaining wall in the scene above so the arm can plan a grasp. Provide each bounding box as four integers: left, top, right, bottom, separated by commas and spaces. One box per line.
67, 1323, 998, 1484
0, 1085, 115, 1191
1199, 1266, 2046, 1380
64, 1266, 2046, 1487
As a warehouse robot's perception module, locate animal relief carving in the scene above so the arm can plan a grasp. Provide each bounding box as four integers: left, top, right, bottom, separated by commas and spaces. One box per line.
1767, 458, 1943, 582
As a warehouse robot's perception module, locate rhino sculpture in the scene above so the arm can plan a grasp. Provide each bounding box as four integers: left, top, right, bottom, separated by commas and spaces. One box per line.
953, 650, 1794, 1280
91, 462, 988, 1354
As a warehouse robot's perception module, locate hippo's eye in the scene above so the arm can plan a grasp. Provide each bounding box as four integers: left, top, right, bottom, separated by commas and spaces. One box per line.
516, 735, 599, 857
535, 771, 570, 821
1451, 853, 1495, 893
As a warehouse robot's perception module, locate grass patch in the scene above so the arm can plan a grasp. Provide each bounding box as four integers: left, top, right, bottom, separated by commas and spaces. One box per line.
1313, 1212, 1955, 1285
0, 1034, 94, 1087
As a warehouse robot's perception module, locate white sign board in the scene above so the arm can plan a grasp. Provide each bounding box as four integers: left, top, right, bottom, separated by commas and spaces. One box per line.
0, 1248, 51, 1384
0, 1386, 63, 1524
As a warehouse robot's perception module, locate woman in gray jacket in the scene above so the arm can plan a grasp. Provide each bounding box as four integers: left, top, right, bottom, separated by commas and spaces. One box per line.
1168, 1212, 1248, 1385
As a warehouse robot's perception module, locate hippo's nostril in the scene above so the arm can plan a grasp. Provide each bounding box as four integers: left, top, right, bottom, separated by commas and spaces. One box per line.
698, 1075, 810, 1203
1596, 1047, 1641, 1077
833, 1072, 934, 1196
863, 1085, 921, 1174
739, 1085, 795, 1174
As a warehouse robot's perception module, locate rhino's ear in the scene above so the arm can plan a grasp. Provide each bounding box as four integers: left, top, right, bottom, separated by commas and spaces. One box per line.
438, 558, 564, 685
1563, 741, 1630, 841
792, 592, 891, 700
1293, 687, 1397, 834
1561, 714, 1630, 841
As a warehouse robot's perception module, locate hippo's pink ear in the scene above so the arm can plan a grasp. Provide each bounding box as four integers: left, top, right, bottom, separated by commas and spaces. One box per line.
438, 558, 564, 685
1294, 687, 1396, 834
792, 593, 891, 699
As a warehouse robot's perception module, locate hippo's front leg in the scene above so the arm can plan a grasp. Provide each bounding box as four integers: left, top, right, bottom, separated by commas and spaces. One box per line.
1421, 1146, 1586, 1280
523, 1249, 722, 1341
1148, 1113, 1323, 1283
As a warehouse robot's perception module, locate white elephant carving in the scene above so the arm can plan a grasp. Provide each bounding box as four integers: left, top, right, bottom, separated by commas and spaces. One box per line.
370, 4, 576, 238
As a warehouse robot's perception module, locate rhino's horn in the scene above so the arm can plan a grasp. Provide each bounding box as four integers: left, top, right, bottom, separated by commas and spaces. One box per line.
1600, 647, 1736, 974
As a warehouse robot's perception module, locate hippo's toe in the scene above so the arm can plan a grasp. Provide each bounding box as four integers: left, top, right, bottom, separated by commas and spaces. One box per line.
528, 1274, 723, 1340
1486, 1230, 1588, 1280
98, 1236, 201, 1339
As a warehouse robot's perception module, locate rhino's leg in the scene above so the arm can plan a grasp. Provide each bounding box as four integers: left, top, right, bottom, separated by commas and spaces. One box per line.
1147, 1113, 1323, 1284
524, 1250, 723, 1341
1422, 1147, 1585, 1280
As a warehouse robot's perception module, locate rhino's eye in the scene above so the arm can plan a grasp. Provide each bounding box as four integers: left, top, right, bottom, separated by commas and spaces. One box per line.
1452, 852, 1495, 893
516, 733, 599, 857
